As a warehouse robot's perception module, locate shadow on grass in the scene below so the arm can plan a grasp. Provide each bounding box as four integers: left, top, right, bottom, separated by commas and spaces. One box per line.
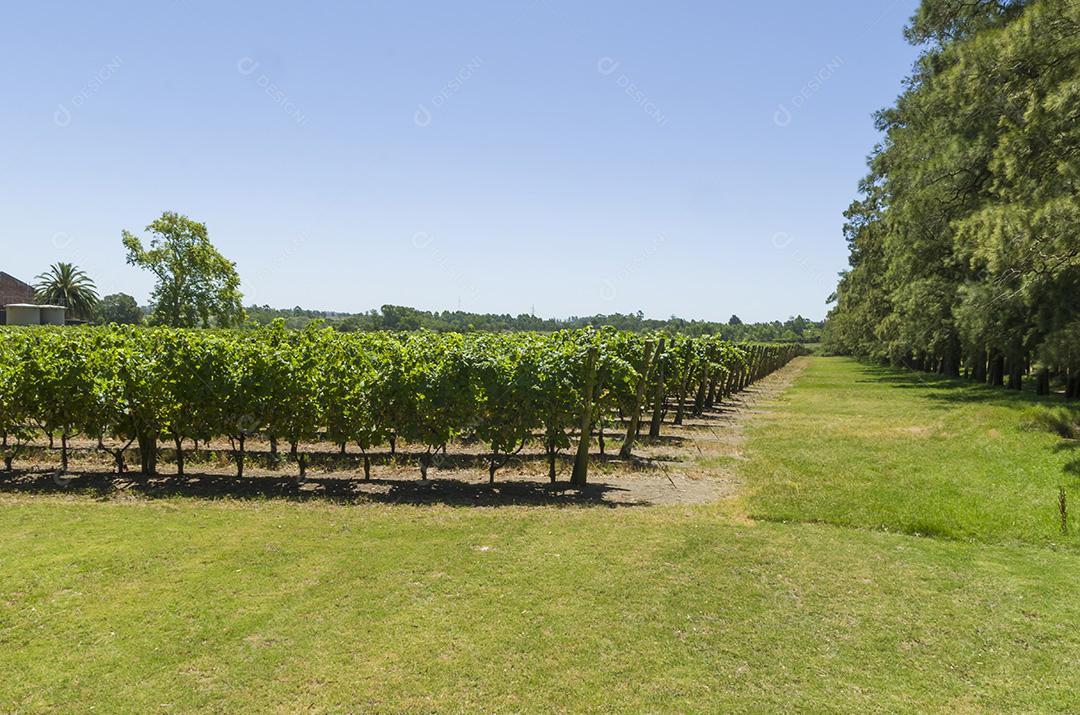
0, 468, 652, 508
1053, 441, 1080, 478
856, 363, 1073, 409
852, 361, 1080, 486
12, 443, 683, 475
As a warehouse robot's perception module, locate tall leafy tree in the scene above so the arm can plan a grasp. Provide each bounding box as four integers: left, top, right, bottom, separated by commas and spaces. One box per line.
122, 211, 245, 328
827, 0, 1080, 393
34, 262, 99, 319
93, 293, 143, 325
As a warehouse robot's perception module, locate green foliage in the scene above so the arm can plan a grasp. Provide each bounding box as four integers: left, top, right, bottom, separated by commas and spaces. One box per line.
123, 211, 245, 328
245, 303, 824, 342
33, 262, 98, 320
0, 326, 800, 481
827, 0, 1080, 388
466, 333, 544, 479
0, 337, 32, 468
93, 293, 143, 325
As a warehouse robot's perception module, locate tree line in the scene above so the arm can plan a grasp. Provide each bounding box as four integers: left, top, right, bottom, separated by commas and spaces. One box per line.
825, 0, 1080, 398
0, 325, 801, 484
246, 304, 823, 342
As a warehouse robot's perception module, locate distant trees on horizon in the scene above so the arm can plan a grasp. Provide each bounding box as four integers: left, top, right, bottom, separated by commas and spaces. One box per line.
242, 304, 822, 342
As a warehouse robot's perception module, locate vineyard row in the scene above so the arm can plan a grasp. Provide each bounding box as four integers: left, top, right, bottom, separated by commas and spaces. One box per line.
0, 325, 801, 484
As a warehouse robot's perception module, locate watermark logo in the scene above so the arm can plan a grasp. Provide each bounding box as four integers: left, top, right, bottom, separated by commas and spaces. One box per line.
244, 235, 309, 304
601, 234, 668, 301
54, 56, 124, 127
773, 56, 845, 128
597, 56, 669, 127
414, 56, 484, 128
410, 231, 480, 301
597, 57, 621, 76
237, 56, 309, 126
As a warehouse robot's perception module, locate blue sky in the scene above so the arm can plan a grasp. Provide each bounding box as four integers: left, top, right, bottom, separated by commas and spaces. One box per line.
1, 0, 920, 322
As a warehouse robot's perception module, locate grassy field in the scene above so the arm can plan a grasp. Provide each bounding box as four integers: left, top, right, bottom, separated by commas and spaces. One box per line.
3, 357, 1080, 712
740, 357, 1080, 546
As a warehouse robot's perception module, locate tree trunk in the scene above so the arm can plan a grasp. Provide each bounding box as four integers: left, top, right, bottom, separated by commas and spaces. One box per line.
988, 353, 1005, 387
547, 439, 558, 483
60, 433, 69, 474
236, 434, 246, 478
389, 433, 397, 456
972, 350, 987, 383
570, 347, 598, 487
488, 456, 498, 484
174, 436, 185, 477
138, 431, 158, 476
1036, 368, 1051, 397
1007, 360, 1023, 391
674, 366, 694, 426
705, 373, 718, 410
648, 339, 667, 439
419, 449, 432, 480
942, 346, 961, 378
269, 436, 279, 466
693, 367, 709, 417
298, 452, 307, 478
360, 449, 371, 481
619, 342, 655, 459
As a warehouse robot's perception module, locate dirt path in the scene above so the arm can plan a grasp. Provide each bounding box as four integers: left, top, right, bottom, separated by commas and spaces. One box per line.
620, 355, 810, 505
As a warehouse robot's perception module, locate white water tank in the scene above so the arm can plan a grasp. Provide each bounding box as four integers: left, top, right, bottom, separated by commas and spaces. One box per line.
38, 305, 67, 325
4, 304, 40, 326
2, 304, 68, 326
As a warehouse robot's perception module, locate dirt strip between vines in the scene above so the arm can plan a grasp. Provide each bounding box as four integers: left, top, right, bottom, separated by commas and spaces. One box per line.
1, 357, 810, 508
619, 354, 809, 506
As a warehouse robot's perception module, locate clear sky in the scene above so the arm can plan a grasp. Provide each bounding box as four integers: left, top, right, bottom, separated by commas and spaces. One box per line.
1, 0, 921, 323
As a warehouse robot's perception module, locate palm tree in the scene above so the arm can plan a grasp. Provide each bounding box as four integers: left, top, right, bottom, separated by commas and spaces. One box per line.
34, 262, 99, 320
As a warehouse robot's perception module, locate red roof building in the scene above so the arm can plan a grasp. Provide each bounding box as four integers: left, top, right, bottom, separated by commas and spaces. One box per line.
0, 272, 36, 324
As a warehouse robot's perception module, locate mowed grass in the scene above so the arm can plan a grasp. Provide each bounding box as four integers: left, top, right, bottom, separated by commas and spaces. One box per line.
4, 498, 1080, 712
741, 357, 1080, 546
4, 357, 1080, 712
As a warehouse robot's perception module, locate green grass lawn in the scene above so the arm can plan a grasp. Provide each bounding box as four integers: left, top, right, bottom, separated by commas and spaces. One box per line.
3, 357, 1080, 713
741, 357, 1080, 546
